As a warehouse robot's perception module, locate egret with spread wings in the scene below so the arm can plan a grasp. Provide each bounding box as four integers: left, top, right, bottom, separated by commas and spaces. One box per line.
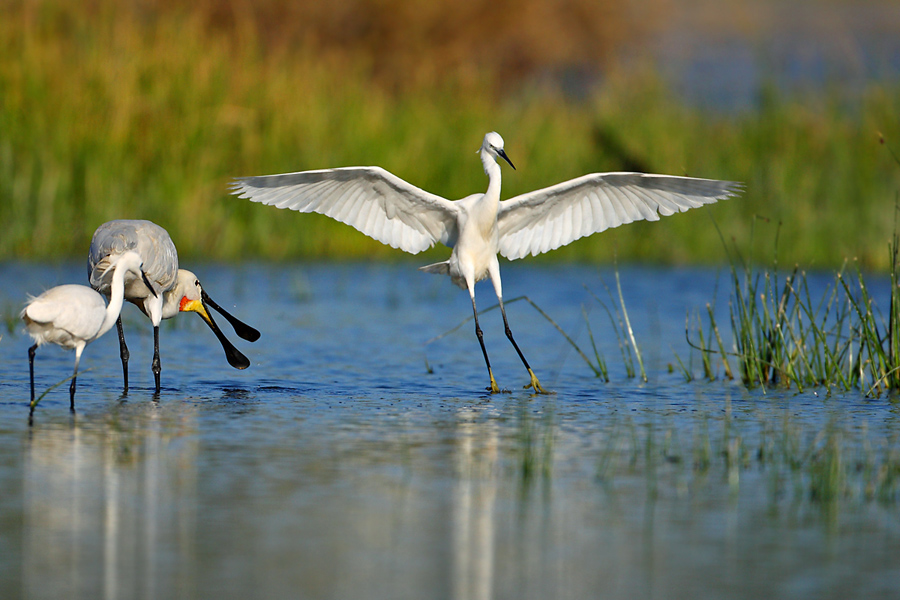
231, 132, 740, 393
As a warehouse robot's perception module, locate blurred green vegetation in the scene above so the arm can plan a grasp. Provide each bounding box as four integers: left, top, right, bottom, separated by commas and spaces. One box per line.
1, 0, 899, 268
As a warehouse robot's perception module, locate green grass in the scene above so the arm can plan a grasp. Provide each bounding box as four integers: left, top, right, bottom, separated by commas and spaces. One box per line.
1, 1, 900, 267
680, 213, 900, 396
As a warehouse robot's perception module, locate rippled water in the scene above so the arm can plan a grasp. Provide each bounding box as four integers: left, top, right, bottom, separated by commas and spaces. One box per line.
1, 262, 898, 599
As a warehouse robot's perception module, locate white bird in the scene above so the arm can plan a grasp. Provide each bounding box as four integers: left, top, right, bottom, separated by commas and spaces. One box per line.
22, 251, 154, 411
88, 219, 260, 395
230, 132, 741, 393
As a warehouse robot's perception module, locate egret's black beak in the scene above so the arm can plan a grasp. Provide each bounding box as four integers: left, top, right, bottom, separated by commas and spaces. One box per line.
201, 289, 261, 342
141, 271, 158, 298
497, 148, 516, 170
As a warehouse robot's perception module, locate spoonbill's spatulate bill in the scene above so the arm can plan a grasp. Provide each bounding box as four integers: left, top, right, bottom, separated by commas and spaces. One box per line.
88, 219, 260, 395
23, 251, 153, 411
231, 132, 741, 393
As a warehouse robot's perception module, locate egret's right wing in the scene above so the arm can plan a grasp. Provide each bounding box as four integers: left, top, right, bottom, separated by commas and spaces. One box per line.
498, 172, 741, 260
230, 166, 460, 254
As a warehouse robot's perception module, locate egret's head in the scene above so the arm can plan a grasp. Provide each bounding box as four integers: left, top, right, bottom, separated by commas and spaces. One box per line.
107, 251, 156, 297
481, 132, 515, 170
483, 131, 504, 151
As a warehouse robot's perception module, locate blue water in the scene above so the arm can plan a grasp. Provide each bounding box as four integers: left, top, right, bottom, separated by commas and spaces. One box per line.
1, 262, 898, 599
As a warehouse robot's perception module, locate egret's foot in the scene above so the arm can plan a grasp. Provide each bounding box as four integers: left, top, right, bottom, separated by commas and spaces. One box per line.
487, 371, 501, 394
524, 370, 550, 394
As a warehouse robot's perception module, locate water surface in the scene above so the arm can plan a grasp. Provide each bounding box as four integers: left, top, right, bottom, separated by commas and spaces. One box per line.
1, 263, 898, 599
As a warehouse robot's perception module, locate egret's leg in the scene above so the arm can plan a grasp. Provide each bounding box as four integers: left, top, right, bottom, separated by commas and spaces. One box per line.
487, 261, 547, 393
115, 316, 129, 393
498, 298, 547, 393
470, 295, 501, 394
28, 344, 37, 405
151, 326, 161, 395
70, 346, 83, 412
69, 375, 77, 410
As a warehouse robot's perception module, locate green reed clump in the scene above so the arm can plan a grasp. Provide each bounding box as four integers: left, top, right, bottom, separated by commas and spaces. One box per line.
685, 218, 900, 396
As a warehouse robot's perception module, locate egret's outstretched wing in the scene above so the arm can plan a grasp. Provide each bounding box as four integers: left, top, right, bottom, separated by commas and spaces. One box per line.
230, 167, 460, 254
497, 172, 741, 260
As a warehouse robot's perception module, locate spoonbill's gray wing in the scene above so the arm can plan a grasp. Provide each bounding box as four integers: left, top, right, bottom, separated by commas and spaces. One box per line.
88, 219, 178, 294
497, 172, 741, 260
230, 167, 460, 254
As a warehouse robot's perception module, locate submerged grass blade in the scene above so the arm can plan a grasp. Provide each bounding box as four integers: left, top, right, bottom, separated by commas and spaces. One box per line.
615, 269, 647, 382
670, 343, 693, 382
584, 284, 635, 378
582, 306, 609, 382
707, 303, 734, 380
424, 295, 606, 379
29, 368, 92, 411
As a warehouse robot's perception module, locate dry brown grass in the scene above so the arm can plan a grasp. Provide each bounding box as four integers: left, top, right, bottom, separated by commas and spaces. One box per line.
91, 0, 665, 91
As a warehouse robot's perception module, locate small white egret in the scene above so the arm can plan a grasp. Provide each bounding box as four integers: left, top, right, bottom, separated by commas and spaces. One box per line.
23, 251, 154, 410
88, 219, 260, 395
231, 132, 741, 393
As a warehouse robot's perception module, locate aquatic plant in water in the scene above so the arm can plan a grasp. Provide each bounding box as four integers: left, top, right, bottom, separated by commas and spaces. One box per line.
683, 213, 900, 396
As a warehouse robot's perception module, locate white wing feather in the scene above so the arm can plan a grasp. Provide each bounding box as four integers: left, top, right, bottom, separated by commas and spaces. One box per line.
23, 285, 106, 341
230, 167, 460, 254
498, 172, 741, 260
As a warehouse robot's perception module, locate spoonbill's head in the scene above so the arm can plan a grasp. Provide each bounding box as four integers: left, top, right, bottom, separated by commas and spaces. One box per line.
172, 269, 255, 369
481, 132, 515, 170
173, 269, 208, 317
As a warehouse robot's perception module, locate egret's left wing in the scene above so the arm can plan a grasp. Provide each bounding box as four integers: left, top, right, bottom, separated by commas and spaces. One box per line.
497, 172, 741, 260
230, 166, 459, 254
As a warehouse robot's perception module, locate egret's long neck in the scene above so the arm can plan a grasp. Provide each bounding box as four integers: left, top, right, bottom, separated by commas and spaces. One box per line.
94, 264, 129, 341
481, 149, 503, 207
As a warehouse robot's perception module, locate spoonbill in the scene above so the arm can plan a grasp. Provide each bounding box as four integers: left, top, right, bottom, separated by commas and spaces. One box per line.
230, 132, 740, 393
88, 219, 260, 395
23, 251, 154, 410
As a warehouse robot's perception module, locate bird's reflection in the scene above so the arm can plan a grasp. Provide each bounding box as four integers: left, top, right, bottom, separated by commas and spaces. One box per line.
452, 405, 500, 600
22, 408, 198, 599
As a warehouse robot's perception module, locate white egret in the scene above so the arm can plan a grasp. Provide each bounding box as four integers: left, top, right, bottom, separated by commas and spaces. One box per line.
88, 219, 260, 395
231, 132, 741, 393
23, 251, 154, 410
